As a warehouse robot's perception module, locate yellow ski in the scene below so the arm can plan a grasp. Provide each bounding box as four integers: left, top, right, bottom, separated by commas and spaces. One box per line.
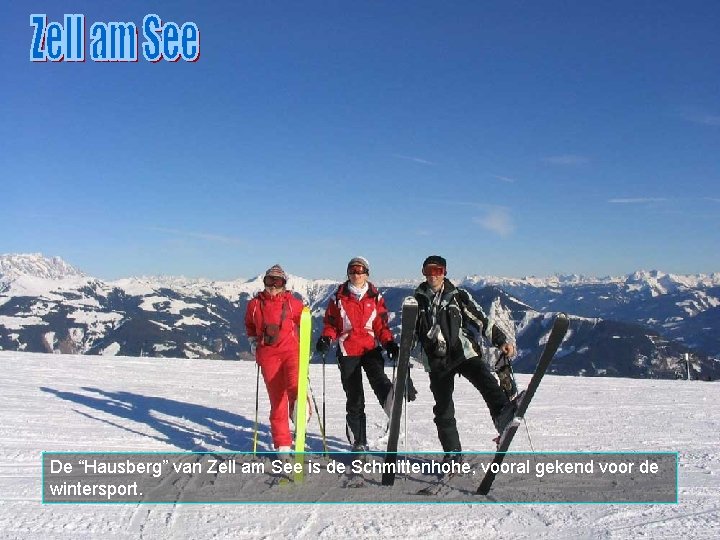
293, 306, 312, 482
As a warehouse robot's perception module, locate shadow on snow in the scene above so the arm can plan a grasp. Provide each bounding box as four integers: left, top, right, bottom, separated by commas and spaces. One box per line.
39, 386, 345, 453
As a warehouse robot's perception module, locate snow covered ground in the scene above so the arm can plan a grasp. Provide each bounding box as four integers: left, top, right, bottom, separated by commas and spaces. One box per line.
0, 351, 718, 539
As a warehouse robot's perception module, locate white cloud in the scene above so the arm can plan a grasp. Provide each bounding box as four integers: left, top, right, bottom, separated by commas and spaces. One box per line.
695, 115, 720, 126
681, 111, 720, 126
542, 155, 589, 166
148, 227, 245, 245
607, 198, 667, 204
391, 154, 436, 166
473, 208, 514, 237
492, 174, 516, 183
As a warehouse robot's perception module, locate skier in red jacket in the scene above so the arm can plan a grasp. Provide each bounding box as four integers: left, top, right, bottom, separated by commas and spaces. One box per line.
245, 264, 305, 453
316, 257, 401, 451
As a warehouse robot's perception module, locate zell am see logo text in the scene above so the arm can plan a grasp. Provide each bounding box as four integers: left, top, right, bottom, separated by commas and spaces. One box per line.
30, 14, 200, 62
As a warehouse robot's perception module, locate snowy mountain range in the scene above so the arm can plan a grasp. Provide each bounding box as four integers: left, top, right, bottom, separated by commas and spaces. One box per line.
1, 254, 718, 380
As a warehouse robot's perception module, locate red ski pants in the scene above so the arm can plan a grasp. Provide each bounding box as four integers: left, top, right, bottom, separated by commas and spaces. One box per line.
259, 350, 299, 448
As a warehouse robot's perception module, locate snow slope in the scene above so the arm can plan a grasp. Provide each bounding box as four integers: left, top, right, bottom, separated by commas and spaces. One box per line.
0, 351, 718, 539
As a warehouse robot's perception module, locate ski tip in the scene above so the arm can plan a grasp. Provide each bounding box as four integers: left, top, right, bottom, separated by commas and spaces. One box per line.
403, 296, 418, 306
554, 312, 570, 331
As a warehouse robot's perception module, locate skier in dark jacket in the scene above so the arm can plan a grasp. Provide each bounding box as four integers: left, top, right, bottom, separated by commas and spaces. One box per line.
414, 255, 518, 457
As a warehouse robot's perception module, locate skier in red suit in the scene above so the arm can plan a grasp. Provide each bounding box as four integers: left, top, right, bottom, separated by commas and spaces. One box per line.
245, 264, 305, 452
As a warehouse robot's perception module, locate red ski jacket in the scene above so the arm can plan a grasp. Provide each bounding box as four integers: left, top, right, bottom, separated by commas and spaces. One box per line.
321, 282, 394, 357
245, 290, 304, 363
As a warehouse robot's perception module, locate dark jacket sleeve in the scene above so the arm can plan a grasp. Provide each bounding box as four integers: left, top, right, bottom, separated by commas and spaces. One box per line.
413, 291, 429, 348
457, 289, 507, 347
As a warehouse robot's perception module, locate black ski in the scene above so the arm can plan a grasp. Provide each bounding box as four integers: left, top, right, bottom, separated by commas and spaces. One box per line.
381, 296, 419, 486
477, 313, 570, 495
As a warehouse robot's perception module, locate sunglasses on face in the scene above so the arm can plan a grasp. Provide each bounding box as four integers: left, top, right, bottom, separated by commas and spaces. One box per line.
263, 276, 286, 288
422, 265, 446, 277
348, 264, 368, 275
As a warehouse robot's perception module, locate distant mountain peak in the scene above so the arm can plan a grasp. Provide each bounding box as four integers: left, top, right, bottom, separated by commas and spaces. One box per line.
0, 253, 85, 281
460, 270, 720, 291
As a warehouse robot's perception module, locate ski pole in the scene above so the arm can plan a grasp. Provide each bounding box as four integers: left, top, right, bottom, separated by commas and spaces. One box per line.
322, 351, 327, 452
252, 363, 260, 454
308, 379, 329, 455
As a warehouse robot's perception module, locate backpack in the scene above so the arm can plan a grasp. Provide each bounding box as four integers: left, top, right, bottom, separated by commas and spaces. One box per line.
258, 294, 289, 346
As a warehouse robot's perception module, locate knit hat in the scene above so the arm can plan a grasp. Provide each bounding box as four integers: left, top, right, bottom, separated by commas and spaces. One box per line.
422, 255, 447, 269
264, 264, 287, 281
347, 256, 370, 274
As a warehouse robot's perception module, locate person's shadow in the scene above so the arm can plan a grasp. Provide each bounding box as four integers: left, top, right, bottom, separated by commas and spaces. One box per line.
40, 386, 343, 452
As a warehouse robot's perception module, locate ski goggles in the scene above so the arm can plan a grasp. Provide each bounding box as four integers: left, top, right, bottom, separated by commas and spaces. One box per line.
263, 276, 286, 288
347, 264, 368, 275
422, 264, 446, 277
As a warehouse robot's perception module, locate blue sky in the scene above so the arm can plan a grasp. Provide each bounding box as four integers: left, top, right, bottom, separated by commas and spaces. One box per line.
2, 1, 719, 281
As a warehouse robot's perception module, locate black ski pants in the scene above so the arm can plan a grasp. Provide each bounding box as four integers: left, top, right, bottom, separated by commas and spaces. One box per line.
337, 347, 393, 446
428, 355, 509, 452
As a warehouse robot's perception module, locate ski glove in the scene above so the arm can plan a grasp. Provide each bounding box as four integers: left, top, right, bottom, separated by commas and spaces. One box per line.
384, 340, 400, 361
248, 337, 257, 356
316, 336, 330, 354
